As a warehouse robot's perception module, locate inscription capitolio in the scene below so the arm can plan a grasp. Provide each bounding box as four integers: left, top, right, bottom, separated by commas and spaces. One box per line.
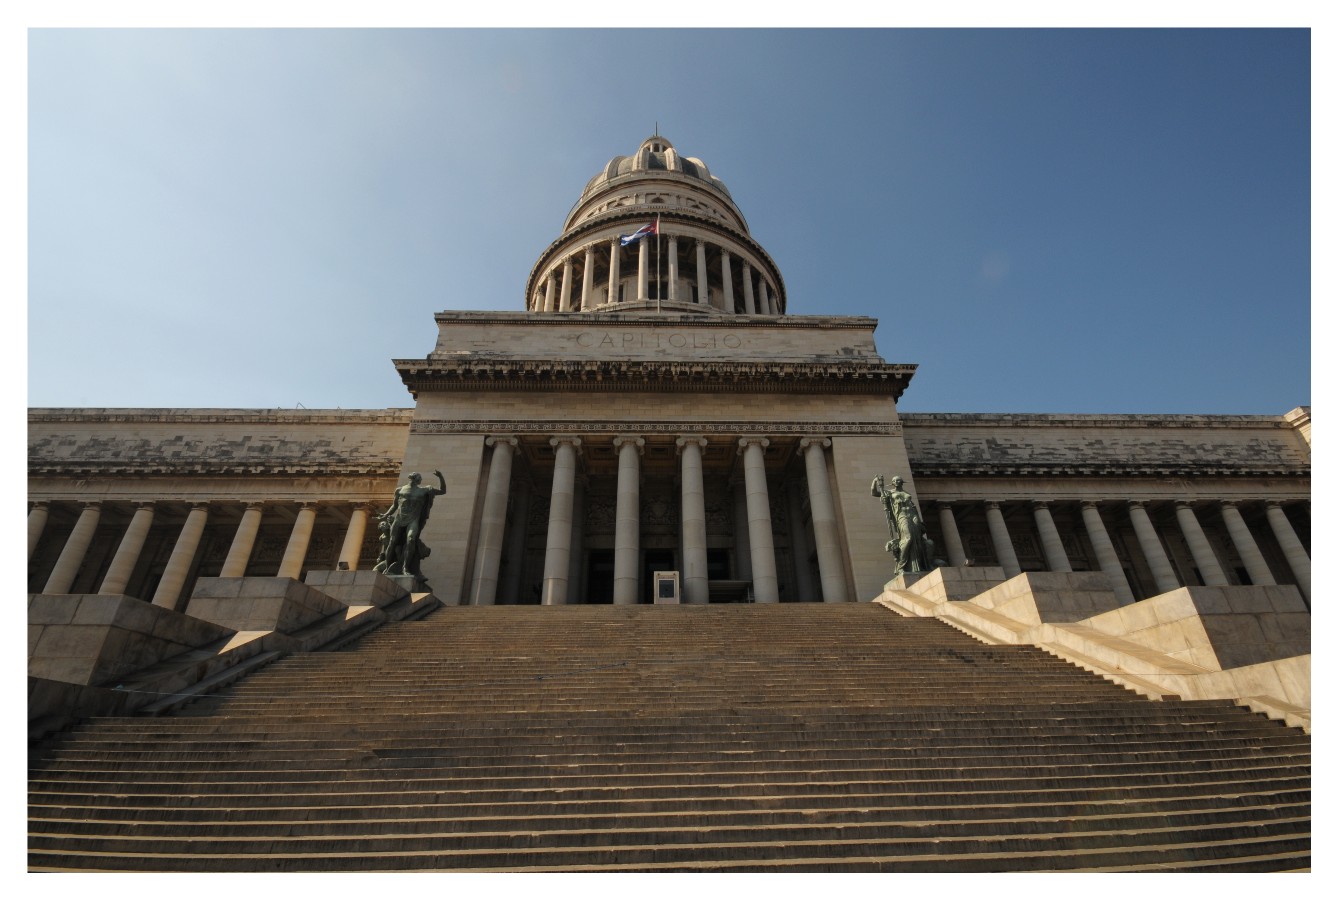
574, 330, 743, 351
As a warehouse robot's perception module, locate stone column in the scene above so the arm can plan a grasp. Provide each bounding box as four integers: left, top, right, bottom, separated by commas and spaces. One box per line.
220, 503, 264, 577
720, 249, 734, 313
541, 436, 581, 605
152, 504, 208, 609
543, 272, 556, 313
741, 261, 757, 314
677, 435, 709, 604
581, 246, 595, 311
499, 477, 532, 604
277, 503, 317, 580
799, 437, 848, 602
1127, 501, 1180, 595
558, 258, 573, 312
1080, 501, 1135, 605
637, 239, 649, 302
568, 476, 587, 602
612, 435, 644, 605
695, 239, 709, 306
936, 502, 968, 567
28, 502, 50, 561
667, 235, 679, 301
1032, 501, 1072, 573
738, 437, 778, 603
1174, 501, 1228, 586
1219, 501, 1275, 586
337, 504, 370, 571
98, 503, 155, 595
732, 479, 753, 582
983, 501, 1021, 578
779, 481, 816, 602
1265, 501, 1310, 602
607, 239, 622, 304
470, 436, 518, 605
760, 279, 773, 315
43, 502, 102, 594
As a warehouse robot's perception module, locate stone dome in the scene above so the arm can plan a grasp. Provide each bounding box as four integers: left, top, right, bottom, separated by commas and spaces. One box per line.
531, 134, 784, 318
563, 135, 744, 234
578, 135, 733, 205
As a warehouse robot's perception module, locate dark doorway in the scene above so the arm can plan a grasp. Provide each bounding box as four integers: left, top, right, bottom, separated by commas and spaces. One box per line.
642, 550, 675, 604
707, 549, 730, 580
586, 551, 614, 604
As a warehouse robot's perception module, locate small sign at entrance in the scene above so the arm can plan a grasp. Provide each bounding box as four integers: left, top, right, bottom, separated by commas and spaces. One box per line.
653, 571, 681, 604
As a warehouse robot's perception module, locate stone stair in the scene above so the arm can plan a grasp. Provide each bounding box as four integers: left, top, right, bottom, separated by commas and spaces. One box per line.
28, 603, 1310, 872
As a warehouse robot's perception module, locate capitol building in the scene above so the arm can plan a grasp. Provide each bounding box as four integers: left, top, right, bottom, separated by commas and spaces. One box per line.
28, 136, 1311, 872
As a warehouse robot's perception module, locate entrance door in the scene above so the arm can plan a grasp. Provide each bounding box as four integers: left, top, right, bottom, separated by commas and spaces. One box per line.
586, 550, 614, 604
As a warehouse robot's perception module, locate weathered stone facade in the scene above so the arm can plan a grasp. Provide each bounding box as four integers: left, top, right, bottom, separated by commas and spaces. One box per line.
27, 134, 1310, 723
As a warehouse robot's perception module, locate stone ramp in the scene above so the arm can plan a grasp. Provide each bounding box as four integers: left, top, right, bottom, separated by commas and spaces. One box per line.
29, 603, 1310, 872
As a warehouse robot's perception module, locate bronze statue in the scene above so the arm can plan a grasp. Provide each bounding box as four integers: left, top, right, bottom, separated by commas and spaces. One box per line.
374, 470, 446, 581
871, 474, 935, 576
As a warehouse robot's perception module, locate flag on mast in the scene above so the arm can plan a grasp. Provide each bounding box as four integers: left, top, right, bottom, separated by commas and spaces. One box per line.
619, 220, 658, 246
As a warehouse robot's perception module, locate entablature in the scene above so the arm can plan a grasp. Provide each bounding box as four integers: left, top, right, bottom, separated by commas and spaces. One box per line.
394, 357, 916, 399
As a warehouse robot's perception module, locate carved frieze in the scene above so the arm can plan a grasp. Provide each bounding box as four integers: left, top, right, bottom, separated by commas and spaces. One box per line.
396, 357, 915, 398
412, 420, 901, 436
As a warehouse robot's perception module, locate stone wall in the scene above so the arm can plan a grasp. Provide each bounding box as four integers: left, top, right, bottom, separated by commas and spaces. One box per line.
29, 408, 413, 477
901, 411, 1311, 477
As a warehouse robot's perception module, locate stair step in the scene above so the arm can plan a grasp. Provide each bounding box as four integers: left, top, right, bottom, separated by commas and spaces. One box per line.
29, 603, 1309, 872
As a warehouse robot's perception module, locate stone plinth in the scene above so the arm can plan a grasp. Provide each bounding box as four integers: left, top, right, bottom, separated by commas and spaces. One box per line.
303, 570, 410, 609
28, 593, 234, 687
186, 577, 346, 634
970, 571, 1124, 626
1082, 585, 1309, 671
888, 566, 1007, 603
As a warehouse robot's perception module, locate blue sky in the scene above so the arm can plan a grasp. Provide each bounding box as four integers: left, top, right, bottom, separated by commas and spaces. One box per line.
27, 28, 1311, 414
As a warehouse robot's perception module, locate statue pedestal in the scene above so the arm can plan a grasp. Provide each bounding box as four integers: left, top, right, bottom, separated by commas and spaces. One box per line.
385, 573, 430, 595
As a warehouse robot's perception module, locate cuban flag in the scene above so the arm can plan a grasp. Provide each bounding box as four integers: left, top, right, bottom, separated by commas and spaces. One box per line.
620, 220, 658, 246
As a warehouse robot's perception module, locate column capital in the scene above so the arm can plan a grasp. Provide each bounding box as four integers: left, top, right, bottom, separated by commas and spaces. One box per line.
720, 247, 731, 258
983, 500, 1003, 511
1127, 499, 1148, 509
550, 434, 583, 453
132, 500, 157, 511
612, 434, 645, 453
1174, 499, 1198, 511
80, 500, 103, 511
798, 436, 832, 453
30, 500, 50, 511
485, 435, 520, 449
1080, 500, 1102, 510
1218, 499, 1241, 509
1030, 500, 1052, 510
737, 436, 771, 454
675, 435, 708, 453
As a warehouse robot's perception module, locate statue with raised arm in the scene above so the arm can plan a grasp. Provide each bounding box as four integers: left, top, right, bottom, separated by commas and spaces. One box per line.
374, 470, 446, 581
871, 474, 935, 577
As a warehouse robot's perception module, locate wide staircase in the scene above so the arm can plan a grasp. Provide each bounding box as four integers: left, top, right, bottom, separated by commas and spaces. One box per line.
29, 603, 1310, 872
